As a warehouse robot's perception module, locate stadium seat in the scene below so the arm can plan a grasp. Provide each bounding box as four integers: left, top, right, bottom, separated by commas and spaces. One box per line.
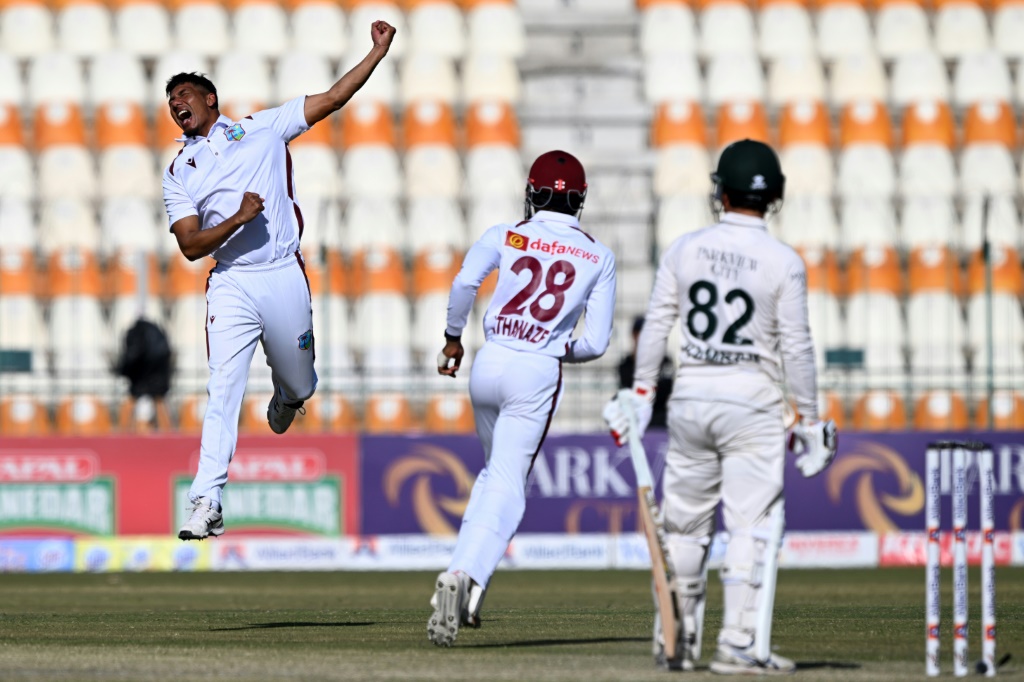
816, 1, 872, 60
97, 103, 159, 200
700, 0, 757, 56
404, 100, 461, 199
40, 199, 101, 255
275, 51, 333, 104
400, 53, 458, 105
298, 394, 358, 433
934, 0, 990, 58
961, 145, 1017, 198
837, 101, 896, 198
798, 246, 842, 295
776, 195, 839, 249
289, 0, 347, 58
1, 0, 55, 57
0, 54, 24, 107
963, 196, 1021, 251
113, 0, 172, 57
213, 52, 271, 119
759, 0, 814, 58
173, 0, 230, 58
28, 52, 85, 106
853, 390, 909, 430
0, 396, 51, 436
310, 262, 356, 379
0, 200, 36, 254
345, 197, 406, 252
232, 0, 288, 57
964, 100, 1017, 148
876, 0, 931, 59
364, 393, 415, 433
411, 289, 451, 355
56, 395, 113, 435
806, 290, 844, 368
408, 198, 466, 254
777, 101, 832, 197
425, 392, 475, 433
846, 293, 906, 385
89, 52, 147, 107
466, 0, 524, 57
899, 148, 957, 199
818, 390, 846, 428
55, 0, 113, 56
902, 197, 956, 249
0, 105, 34, 199
914, 390, 969, 429
0, 252, 47, 388
464, 101, 521, 197
340, 102, 401, 199
413, 245, 460, 295
644, 54, 703, 104
34, 103, 95, 201
954, 52, 1012, 107
974, 390, 1024, 429
706, 54, 765, 105
49, 251, 112, 390
840, 198, 897, 250
651, 101, 710, 196
640, 1, 697, 54
101, 197, 161, 255
715, 101, 769, 149
176, 393, 206, 432
967, 244, 1023, 296
891, 53, 949, 107
829, 53, 887, 106
238, 393, 274, 434
347, 0, 406, 57
906, 289, 967, 386
406, 0, 465, 57
150, 51, 209, 107
462, 54, 522, 105
994, 0, 1024, 58
166, 255, 215, 298
846, 246, 903, 296
656, 195, 712, 248
768, 54, 825, 106
908, 245, 962, 295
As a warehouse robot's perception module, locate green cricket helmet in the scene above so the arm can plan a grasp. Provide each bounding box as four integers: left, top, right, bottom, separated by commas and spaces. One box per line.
710, 139, 786, 214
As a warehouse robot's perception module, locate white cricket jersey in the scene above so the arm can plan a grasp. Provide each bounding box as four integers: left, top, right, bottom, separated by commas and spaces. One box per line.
446, 210, 617, 362
635, 212, 819, 420
162, 96, 310, 267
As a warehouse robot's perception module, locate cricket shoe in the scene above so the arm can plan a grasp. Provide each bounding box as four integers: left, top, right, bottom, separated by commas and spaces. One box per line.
428, 571, 469, 647
178, 498, 224, 540
653, 611, 695, 671
267, 392, 304, 434
709, 643, 795, 676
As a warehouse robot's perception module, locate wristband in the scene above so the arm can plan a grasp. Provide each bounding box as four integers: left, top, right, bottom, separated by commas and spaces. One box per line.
444, 331, 461, 342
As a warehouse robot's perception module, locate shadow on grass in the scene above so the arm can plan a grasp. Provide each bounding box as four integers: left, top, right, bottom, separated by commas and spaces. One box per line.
210, 621, 375, 631
467, 636, 647, 649
796, 661, 861, 671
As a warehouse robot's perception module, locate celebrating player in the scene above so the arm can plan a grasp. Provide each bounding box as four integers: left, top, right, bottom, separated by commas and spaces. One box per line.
427, 151, 617, 647
165, 21, 397, 541
603, 140, 837, 673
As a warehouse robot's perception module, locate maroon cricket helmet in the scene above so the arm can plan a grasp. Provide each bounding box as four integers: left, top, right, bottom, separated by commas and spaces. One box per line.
525, 150, 587, 215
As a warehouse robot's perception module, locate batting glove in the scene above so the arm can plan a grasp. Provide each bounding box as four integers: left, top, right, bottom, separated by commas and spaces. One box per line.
602, 386, 655, 447
788, 419, 838, 478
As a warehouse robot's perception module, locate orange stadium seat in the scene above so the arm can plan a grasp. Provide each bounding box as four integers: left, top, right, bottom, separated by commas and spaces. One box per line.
96, 101, 148, 148
177, 393, 206, 433
0, 103, 24, 145
413, 247, 461, 295
297, 394, 358, 433
967, 245, 1023, 295
106, 251, 162, 299
0, 396, 51, 436
778, 101, 833, 196
425, 393, 476, 433
636, 0, 687, 8
853, 390, 909, 430
715, 101, 769, 149
778, 100, 829, 147
466, 100, 519, 148
364, 393, 416, 433
846, 246, 903, 296
239, 393, 274, 435
652, 100, 707, 148
56, 395, 113, 435
797, 246, 842, 295
166, 256, 216, 298
0, 249, 38, 296
0, 103, 33, 199
341, 99, 398, 149
914, 390, 969, 430
34, 102, 95, 199
340, 101, 401, 199
404, 99, 457, 148
964, 101, 1017, 148
908, 246, 962, 296
819, 391, 846, 429
33, 102, 86, 149
652, 101, 711, 196
47, 249, 103, 298
975, 391, 1024, 430
901, 100, 955, 148
404, 100, 461, 198
350, 246, 407, 297
303, 250, 348, 298
839, 100, 892, 148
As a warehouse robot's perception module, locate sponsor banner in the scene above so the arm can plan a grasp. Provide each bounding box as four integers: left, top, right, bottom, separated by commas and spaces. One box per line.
0, 538, 74, 572
780, 532, 878, 568
507, 534, 612, 570
210, 538, 348, 571
878, 531, 1015, 567
1013, 531, 1024, 566
614, 532, 729, 570
0, 437, 359, 536
360, 433, 1024, 534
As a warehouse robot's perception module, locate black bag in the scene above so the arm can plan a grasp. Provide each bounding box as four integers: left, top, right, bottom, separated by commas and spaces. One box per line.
116, 318, 172, 398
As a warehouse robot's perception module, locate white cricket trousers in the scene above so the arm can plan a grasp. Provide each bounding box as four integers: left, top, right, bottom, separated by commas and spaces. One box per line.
189, 254, 317, 505
448, 342, 562, 588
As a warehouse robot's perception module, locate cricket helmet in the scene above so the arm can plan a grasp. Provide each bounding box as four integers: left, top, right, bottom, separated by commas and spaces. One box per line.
711, 139, 785, 214
525, 150, 587, 218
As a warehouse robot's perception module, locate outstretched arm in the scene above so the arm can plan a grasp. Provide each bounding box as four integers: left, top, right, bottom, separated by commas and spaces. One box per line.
303, 21, 396, 127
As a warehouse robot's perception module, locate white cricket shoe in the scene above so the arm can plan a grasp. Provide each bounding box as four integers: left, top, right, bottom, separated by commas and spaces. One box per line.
178, 498, 224, 541
653, 611, 694, 671
267, 392, 304, 434
427, 571, 470, 647
710, 642, 795, 676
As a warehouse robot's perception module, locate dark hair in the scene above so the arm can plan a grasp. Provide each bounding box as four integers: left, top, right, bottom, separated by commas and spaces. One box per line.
526, 188, 584, 216
165, 72, 219, 109
722, 188, 770, 214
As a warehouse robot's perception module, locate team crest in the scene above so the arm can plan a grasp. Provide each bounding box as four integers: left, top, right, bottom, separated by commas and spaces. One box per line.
505, 231, 528, 251
224, 123, 246, 142
298, 329, 313, 351
750, 174, 767, 190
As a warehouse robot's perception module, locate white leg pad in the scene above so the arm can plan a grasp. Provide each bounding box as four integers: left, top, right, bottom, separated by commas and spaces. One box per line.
665, 533, 711, 659
719, 525, 774, 649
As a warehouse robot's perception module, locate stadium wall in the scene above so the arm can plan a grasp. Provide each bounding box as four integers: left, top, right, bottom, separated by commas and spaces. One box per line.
0, 433, 1022, 572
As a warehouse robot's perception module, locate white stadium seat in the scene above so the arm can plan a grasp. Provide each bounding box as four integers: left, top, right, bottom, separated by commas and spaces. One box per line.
700, 2, 757, 56
899, 145, 957, 198
39, 146, 96, 200
891, 53, 949, 107
342, 146, 401, 200
408, 1, 465, 58
640, 2, 697, 55
101, 197, 160, 255
232, 2, 289, 57
89, 51, 147, 106
345, 198, 405, 252
901, 197, 957, 249
468, 196, 522, 238
644, 54, 702, 104
213, 52, 271, 116
876, 3, 931, 59
463, 54, 522, 105
846, 292, 907, 385
994, 3, 1024, 58
465, 145, 523, 197
706, 53, 765, 105
817, 3, 873, 59
935, 2, 991, 58
653, 144, 711, 197
907, 292, 967, 386
954, 52, 1012, 107
56, 0, 112, 56
962, 196, 1021, 251
28, 52, 85, 106
275, 52, 333, 104
0, 146, 35, 199
412, 292, 451, 355
1, 0, 54, 58
174, 2, 230, 58
400, 54, 458, 105
806, 291, 844, 368
779, 145, 834, 197
0, 199, 36, 251
759, 3, 815, 58
829, 53, 887, 106
768, 54, 825, 105
467, 1, 524, 57
353, 294, 412, 371
405, 145, 462, 199
775, 195, 839, 249
655, 195, 712, 251
960, 144, 1017, 197
99, 145, 158, 200
40, 199, 101, 254
114, 0, 172, 57
837, 146, 897, 198
290, 2, 347, 59
407, 197, 466, 253
289, 144, 339, 200
840, 198, 898, 250
0, 54, 24, 107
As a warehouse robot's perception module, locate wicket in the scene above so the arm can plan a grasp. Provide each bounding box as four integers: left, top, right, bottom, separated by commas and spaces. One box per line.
925, 441, 997, 678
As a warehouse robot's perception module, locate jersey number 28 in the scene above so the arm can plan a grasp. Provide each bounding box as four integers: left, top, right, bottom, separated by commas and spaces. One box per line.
499, 256, 576, 323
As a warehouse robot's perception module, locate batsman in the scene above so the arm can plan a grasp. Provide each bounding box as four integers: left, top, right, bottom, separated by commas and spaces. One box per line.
603, 140, 838, 674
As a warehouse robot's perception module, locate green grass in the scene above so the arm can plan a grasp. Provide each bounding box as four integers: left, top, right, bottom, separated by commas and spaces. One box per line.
0, 568, 1020, 681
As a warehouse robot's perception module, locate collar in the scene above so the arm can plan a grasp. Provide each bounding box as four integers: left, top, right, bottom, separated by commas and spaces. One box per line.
177, 114, 233, 145
532, 210, 581, 230
720, 211, 767, 229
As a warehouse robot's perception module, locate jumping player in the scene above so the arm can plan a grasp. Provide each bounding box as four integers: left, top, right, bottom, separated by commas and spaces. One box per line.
603, 140, 837, 673
166, 21, 397, 541
427, 150, 617, 647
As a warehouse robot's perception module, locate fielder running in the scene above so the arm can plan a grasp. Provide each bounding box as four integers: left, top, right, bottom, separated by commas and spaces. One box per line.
165, 21, 397, 540
428, 151, 617, 647
603, 140, 837, 674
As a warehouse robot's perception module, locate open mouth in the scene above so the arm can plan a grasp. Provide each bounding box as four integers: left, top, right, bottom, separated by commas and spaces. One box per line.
176, 108, 194, 127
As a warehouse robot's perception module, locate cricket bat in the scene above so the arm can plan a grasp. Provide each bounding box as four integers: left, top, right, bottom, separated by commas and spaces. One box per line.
618, 389, 679, 660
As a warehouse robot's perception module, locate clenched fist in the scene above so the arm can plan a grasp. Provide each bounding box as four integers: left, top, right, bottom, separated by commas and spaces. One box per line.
236, 192, 265, 223
371, 20, 396, 49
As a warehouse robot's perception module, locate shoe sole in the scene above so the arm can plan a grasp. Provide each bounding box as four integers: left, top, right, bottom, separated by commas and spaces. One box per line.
178, 525, 225, 541
710, 660, 795, 676
427, 572, 462, 647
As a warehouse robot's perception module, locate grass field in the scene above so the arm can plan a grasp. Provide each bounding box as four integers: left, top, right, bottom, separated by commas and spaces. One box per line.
0, 568, 1019, 681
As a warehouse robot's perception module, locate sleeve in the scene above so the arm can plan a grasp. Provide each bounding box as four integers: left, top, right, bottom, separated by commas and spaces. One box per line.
564, 252, 616, 363
162, 162, 198, 231
249, 96, 311, 142
445, 225, 504, 337
777, 255, 819, 422
633, 244, 681, 391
